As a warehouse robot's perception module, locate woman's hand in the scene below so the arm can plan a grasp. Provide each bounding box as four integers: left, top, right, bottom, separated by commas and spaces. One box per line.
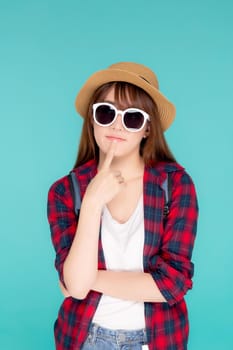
84, 141, 125, 207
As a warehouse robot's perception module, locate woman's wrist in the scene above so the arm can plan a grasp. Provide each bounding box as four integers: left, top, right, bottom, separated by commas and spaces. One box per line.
81, 193, 103, 215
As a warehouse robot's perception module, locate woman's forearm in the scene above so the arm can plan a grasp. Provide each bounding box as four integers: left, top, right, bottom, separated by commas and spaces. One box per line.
92, 270, 167, 303
63, 196, 102, 299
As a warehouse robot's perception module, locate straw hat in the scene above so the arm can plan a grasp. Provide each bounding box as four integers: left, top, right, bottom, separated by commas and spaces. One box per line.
75, 62, 176, 131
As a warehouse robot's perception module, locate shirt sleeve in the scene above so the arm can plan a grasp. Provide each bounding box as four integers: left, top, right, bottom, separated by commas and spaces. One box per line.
150, 170, 199, 306
47, 176, 77, 287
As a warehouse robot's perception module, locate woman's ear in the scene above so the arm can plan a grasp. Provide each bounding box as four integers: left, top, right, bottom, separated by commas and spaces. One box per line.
144, 125, 150, 138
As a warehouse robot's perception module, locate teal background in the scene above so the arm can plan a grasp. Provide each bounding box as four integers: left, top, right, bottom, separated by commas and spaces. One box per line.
1, 0, 232, 349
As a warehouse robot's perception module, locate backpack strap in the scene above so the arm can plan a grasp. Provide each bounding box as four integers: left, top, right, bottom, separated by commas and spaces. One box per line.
68, 171, 172, 219
161, 172, 172, 219
68, 171, 81, 216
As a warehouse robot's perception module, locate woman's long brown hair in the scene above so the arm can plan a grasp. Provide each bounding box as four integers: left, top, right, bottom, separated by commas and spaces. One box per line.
73, 82, 176, 168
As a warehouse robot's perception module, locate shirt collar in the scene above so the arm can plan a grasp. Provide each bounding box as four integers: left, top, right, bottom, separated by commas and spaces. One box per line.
145, 161, 184, 187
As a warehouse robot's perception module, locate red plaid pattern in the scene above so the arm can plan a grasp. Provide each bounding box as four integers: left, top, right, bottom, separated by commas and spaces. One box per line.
47, 159, 198, 350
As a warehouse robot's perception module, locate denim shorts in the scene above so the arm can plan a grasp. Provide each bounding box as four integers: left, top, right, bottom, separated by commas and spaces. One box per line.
81, 323, 148, 350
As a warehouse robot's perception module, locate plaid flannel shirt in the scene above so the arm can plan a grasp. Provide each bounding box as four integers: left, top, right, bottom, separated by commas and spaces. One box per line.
47, 159, 198, 350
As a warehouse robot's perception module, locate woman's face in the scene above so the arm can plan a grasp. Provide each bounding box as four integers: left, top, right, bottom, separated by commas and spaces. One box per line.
93, 87, 149, 161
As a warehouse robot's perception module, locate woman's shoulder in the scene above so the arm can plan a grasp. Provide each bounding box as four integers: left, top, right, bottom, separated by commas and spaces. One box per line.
72, 159, 97, 178
147, 161, 196, 189
47, 173, 70, 201
48, 159, 97, 197
153, 162, 198, 209
146, 160, 184, 179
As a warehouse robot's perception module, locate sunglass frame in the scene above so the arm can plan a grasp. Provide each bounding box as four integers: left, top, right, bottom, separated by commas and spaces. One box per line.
92, 102, 150, 132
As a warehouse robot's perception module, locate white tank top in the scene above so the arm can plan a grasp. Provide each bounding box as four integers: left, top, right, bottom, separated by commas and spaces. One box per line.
93, 195, 146, 330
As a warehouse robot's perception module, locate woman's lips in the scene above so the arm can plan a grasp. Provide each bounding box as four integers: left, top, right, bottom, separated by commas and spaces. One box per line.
106, 136, 126, 142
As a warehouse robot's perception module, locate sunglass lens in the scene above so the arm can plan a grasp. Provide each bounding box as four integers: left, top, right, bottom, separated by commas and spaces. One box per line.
95, 105, 115, 125
124, 111, 144, 129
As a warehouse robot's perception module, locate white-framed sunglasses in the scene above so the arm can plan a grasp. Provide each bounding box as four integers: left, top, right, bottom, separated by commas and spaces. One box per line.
92, 102, 150, 132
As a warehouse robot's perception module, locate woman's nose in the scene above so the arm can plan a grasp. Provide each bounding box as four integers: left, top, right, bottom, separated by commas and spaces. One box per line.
111, 113, 123, 130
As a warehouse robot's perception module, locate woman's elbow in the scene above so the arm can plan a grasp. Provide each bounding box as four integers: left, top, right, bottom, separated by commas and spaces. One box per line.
67, 286, 90, 300
63, 264, 97, 299
63, 275, 94, 300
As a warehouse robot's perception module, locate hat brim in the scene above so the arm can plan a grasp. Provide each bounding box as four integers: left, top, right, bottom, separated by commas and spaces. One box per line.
75, 68, 176, 131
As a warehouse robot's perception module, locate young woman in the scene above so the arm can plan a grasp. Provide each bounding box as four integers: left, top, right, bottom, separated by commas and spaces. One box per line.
47, 62, 198, 350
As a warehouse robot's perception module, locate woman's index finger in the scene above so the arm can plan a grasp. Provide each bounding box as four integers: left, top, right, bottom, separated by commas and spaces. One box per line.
101, 141, 117, 170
